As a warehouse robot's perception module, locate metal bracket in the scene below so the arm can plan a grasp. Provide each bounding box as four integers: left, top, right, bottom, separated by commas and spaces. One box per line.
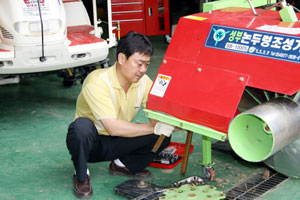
144, 109, 227, 141
247, 0, 285, 16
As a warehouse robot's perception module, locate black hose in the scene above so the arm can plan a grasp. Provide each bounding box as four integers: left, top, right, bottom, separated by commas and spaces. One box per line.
37, 0, 47, 62
292, 5, 300, 12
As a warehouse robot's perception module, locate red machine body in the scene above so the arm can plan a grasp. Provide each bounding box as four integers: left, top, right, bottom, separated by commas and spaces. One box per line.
147, 7, 300, 133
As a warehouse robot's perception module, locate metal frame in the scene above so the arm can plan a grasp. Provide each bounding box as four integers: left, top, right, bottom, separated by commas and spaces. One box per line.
92, 0, 116, 47
144, 109, 227, 172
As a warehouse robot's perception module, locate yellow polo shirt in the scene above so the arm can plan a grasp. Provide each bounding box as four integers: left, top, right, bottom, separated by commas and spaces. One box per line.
74, 63, 153, 135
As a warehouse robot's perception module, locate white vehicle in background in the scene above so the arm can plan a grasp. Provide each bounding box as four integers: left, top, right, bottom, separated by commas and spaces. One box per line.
0, 0, 116, 86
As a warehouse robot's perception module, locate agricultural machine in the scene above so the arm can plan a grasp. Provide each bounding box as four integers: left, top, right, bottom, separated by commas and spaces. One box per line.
0, 0, 116, 86
145, 0, 300, 179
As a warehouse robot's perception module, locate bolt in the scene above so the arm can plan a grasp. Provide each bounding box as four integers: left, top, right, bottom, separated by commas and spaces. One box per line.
239, 77, 245, 81
162, 59, 167, 64
137, 180, 148, 188
197, 67, 202, 72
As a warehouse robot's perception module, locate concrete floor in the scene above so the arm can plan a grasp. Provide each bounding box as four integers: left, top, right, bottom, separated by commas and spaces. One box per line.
1, 35, 300, 199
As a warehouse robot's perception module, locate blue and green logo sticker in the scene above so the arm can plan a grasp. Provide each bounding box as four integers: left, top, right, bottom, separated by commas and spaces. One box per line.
205, 24, 300, 64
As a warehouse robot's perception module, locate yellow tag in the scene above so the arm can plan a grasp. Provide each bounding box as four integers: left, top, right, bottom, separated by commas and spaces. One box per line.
158, 74, 171, 80
184, 16, 207, 21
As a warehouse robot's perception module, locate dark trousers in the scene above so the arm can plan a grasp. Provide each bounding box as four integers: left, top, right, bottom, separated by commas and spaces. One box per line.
66, 117, 170, 181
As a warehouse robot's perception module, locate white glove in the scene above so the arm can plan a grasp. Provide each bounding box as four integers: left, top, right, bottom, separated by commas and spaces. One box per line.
154, 122, 175, 137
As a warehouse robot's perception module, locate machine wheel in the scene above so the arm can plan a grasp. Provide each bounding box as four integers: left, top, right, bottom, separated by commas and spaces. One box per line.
62, 76, 76, 87
57, 69, 74, 87
202, 166, 215, 181
79, 66, 96, 84
57, 69, 76, 87
78, 58, 110, 83
57, 59, 110, 87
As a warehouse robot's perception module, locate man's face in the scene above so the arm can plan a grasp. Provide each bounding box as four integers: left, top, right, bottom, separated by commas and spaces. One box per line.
119, 52, 151, 83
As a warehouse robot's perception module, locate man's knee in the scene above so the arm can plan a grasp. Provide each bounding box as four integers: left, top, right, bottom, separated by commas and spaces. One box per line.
67, 117, 97, 143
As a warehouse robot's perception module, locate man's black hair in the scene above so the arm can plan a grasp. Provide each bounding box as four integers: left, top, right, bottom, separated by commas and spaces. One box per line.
116, 31, 153, 61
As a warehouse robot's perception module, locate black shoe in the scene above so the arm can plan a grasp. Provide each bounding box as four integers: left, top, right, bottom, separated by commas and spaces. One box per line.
73, 175, 92, 199
109, 162, 151, 179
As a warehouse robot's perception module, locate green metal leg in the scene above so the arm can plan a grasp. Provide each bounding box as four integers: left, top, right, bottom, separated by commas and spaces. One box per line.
202, 136, 216, 180
202, 136, 212, 166
143, 109, 225, 180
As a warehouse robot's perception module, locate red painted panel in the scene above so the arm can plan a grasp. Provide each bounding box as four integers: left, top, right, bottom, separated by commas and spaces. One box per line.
147, 7, 300, 132
165, 9, 300, 95
147, 59, 248, 133
67, 25, 104, 46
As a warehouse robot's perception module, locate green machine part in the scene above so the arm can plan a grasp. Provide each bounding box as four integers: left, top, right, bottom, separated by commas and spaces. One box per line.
144, 109, 227, 168
280, 5, 298, 22
160, 184, 225, 200
228, 113, 274, 162
203, 0, 277, 12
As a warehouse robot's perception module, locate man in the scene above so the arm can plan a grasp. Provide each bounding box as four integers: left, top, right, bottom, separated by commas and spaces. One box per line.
66, 31, 175, 199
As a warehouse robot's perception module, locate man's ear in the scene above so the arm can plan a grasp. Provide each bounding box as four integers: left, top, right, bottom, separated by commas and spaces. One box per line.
118, 53, 127, 65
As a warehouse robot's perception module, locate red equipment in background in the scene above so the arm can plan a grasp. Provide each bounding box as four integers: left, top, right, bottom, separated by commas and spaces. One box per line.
111, 0, 170, 37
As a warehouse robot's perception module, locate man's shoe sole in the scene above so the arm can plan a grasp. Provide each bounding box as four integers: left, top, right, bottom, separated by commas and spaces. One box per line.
73, 189, 92, 199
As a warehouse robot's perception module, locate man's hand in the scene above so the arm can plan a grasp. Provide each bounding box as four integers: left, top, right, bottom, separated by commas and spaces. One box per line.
154, 122, 175, 137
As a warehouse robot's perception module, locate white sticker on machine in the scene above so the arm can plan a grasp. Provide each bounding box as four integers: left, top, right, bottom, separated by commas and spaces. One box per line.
23, 0, 50, 16
150, 74, 171, 97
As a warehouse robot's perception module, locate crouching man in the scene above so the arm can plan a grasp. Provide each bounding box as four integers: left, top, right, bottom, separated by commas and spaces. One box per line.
66, 31, 175, 199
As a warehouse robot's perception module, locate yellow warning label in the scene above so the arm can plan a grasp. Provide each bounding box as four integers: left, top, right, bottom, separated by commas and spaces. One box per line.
150, 74, 172, 97
158, 75, 171, 80
184, 16, 207, 21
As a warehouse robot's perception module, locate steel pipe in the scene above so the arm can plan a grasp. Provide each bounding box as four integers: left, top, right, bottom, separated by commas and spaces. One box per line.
228, 97, 300, 162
